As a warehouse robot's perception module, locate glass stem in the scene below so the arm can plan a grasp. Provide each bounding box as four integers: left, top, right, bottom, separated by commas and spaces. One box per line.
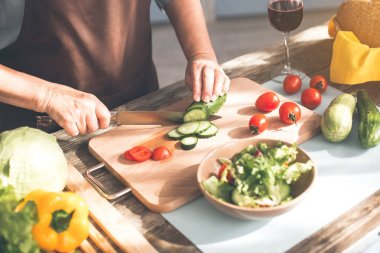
282, 32, 291, 75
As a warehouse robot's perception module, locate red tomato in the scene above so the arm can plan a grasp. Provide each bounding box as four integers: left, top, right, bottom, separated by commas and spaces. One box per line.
283, 75, 302, 94
123, 150, 135, 161
310, 75, 328, 93
301, 88, 322, 109
128, 146, 152, 162
255, 92, 280, 112
248, 114, 268, 135
217, 164, 234, 185
152, 146, 171, 161
279, 102, 301, 124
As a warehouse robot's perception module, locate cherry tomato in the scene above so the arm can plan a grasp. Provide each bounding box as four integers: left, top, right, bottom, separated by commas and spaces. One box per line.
248, 114, 268, 135
255, 92, 280, 112
279, 102, 301, 124
301, 88, 322, 109
128, 146, 152, 162
217, 164, 234, 185
310, 75, 328, 93
123, 150, 135, 161
152, 146, 171, 161
283, 74, 302, 94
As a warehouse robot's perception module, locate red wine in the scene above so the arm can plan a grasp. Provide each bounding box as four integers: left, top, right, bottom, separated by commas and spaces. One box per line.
268, 0, 303, 32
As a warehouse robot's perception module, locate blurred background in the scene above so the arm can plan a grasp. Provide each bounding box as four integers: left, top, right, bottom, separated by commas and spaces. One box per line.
151, 0, 341, 88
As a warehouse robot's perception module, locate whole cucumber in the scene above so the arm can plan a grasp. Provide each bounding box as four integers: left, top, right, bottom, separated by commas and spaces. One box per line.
321, 93, 356, 143
357, 90, 380, 148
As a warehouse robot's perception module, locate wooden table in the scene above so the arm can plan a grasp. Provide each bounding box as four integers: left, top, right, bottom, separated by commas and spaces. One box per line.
56, 24, 380, 252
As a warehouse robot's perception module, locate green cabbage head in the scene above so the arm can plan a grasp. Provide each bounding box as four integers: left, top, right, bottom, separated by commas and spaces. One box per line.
0, 127, 68, 199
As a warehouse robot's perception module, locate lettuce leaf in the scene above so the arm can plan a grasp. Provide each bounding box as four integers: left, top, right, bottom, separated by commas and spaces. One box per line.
0, 184, 40, 253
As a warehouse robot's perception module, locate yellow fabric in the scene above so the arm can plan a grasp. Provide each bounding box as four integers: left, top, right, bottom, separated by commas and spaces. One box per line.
330, 31, 380, 85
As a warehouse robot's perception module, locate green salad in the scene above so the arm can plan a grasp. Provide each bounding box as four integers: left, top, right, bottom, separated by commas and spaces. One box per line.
202, 142, 314, 208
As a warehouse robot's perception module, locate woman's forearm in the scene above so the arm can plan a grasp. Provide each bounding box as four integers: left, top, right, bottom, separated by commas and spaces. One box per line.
164, 0, 217, 62
0, 64, 50, 112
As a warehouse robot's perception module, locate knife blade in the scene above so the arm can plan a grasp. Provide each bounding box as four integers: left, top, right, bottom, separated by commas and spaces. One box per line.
36, 110, 183, 130
111, 110, 183, 125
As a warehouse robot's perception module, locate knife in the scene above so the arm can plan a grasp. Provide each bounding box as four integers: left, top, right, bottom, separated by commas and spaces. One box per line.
36, 110, 183, 130
110, 110, 183, 125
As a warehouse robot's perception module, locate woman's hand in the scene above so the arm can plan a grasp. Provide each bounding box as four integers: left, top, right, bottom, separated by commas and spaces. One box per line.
38, 84, 111, 136
185, 55, 230, 102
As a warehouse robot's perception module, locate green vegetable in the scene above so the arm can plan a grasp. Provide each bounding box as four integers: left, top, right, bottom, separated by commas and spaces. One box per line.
180, 136, 198, 150
203, 142, 313, 208
0, 182, 40, 253
183, 108, 208, 122
183, 94, 227, 122
197, 123, 219, 138
0, 127, 68, 199
321, 93, 356, 143
357, 90, 380, 148
203, 175, 233, 202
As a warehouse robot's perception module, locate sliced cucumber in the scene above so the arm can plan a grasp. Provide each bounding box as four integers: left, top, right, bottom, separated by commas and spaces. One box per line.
177, 121, 200, 135
183, 94, 227, 123
167, 128, 186, 140
198, 123, 219, 138
181, 136, 198, 150
186, 102, 205, 111
195, 120, 212, 134
183, 107, 208, 122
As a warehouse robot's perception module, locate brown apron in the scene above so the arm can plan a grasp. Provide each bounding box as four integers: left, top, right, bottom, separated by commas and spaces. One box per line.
0, 0, 159, 132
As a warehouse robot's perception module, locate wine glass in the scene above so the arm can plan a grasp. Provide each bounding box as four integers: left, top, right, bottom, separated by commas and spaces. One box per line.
267, 0, 304, 81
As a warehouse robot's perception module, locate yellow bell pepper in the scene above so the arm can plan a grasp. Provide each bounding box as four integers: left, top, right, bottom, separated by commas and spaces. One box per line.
17, 190, 90, 252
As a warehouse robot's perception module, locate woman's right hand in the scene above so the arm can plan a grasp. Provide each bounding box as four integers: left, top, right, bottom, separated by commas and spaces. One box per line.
38, 84, 111, 136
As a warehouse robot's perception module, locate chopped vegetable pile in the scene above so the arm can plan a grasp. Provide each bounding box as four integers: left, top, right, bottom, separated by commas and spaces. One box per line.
203, 142, 314, 208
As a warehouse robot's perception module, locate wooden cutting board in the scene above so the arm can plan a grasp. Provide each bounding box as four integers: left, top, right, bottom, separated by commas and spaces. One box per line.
89, 78, 321, 212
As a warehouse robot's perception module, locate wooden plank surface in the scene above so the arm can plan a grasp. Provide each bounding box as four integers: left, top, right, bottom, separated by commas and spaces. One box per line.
88, 78, 321, 212
55, 24, 380, 252
65, 163, 158, 253
286, 189, 380, 253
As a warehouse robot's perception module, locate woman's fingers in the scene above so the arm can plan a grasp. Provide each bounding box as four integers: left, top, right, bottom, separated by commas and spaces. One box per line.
186, 58, 230, 103
201, 66, 214, 102
44, 85, 110, 136
96, 100, 111, 129
212, 69, 224, 101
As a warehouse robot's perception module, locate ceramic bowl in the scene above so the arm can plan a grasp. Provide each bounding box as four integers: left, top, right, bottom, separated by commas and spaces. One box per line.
197, 138, 316, 220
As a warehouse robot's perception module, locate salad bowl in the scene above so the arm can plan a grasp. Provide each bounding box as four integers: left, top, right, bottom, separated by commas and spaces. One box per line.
197, 138, 316, 220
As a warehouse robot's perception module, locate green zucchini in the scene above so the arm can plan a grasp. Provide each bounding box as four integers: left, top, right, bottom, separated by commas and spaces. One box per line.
356, 90, 380, 148
183, 94, 227, 122
321, 93, 356, 143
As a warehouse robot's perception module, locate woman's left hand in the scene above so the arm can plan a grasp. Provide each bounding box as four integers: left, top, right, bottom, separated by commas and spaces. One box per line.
185, 55, 230, 102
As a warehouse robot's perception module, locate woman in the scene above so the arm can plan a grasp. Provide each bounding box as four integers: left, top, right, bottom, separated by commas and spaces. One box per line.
0, 0, 230, 136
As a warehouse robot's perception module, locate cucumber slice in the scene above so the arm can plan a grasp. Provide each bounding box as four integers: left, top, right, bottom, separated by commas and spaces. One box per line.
195, 120, 212, 134
186, 102, 204, 111
177, 121, 200, 135
181, 136, 198, 150
167, 128, 186, 140
198, 123, 219, 138
183, 108, 208, 122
